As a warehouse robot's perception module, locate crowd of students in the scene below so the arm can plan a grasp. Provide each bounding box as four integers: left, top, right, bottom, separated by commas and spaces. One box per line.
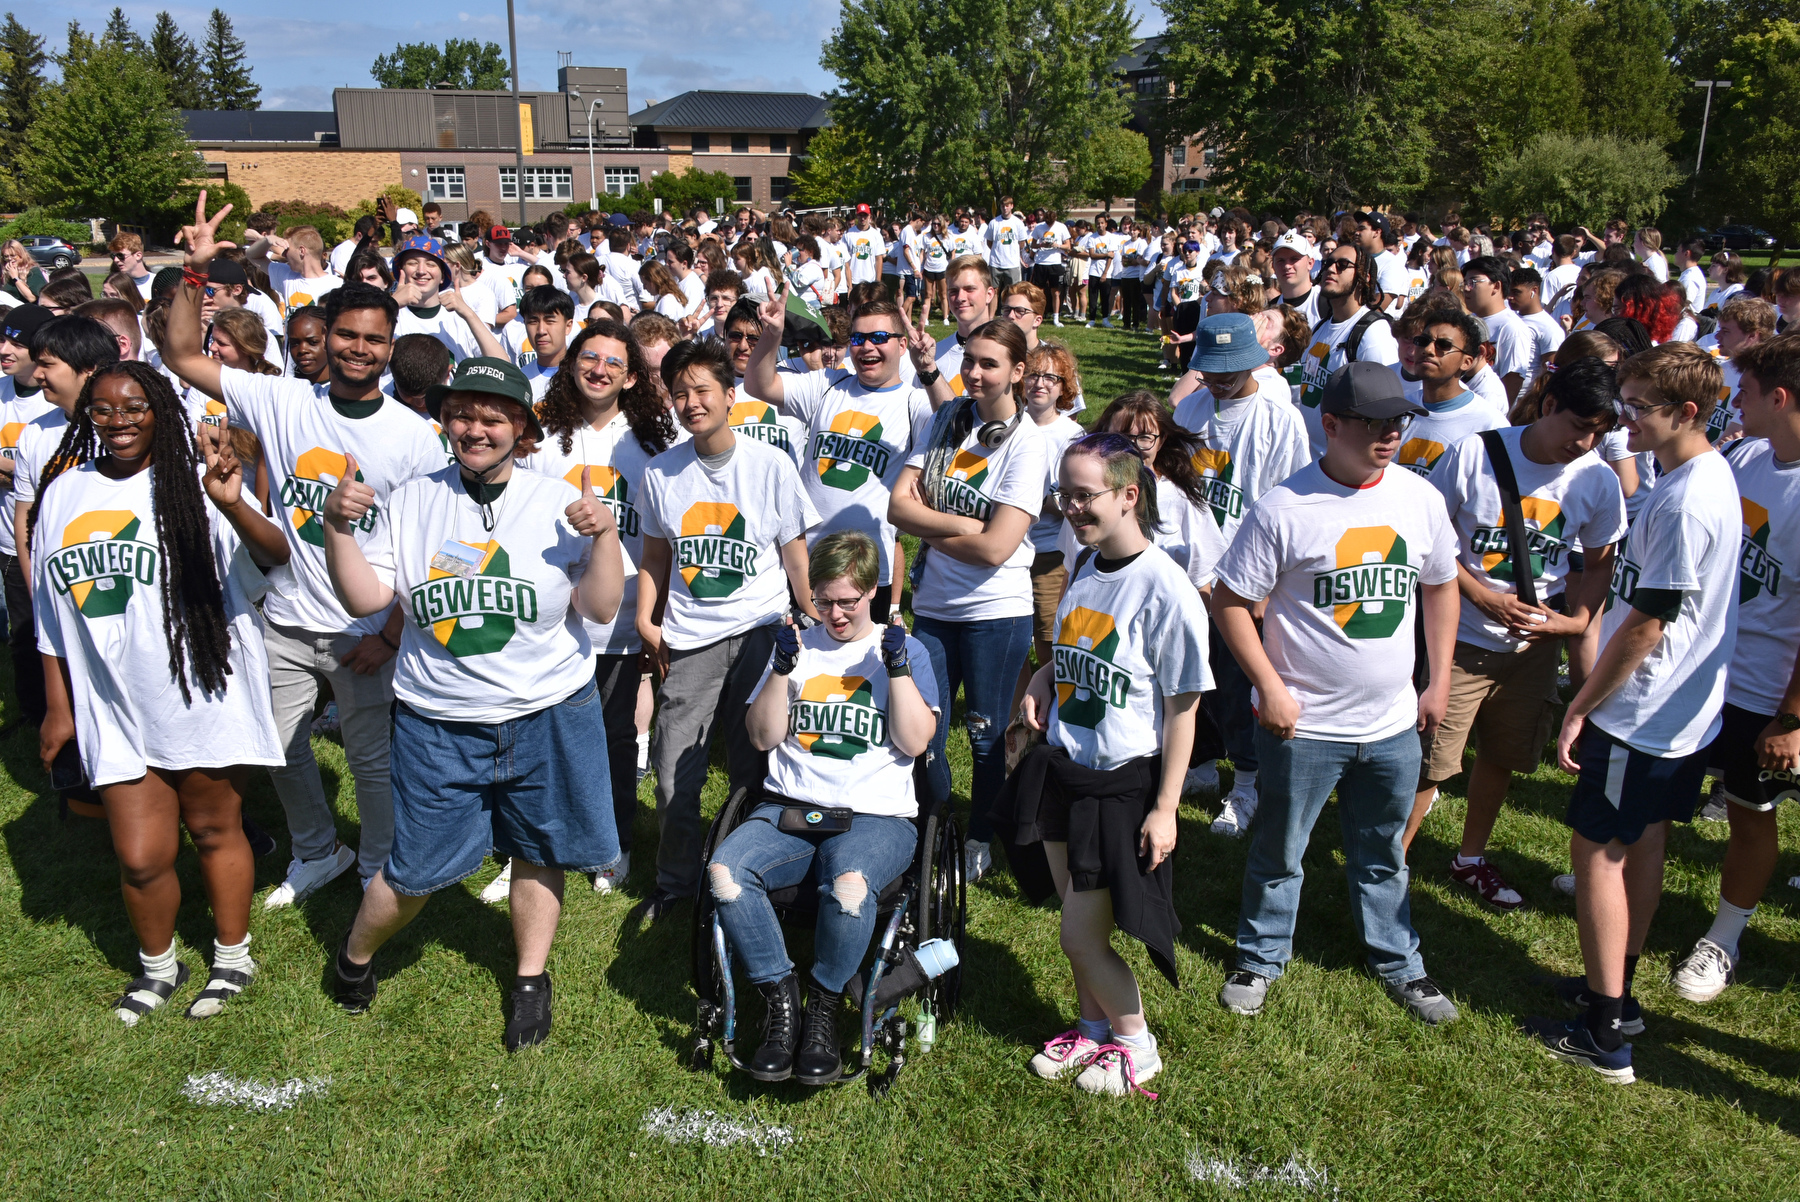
4, 186, 1793, 1097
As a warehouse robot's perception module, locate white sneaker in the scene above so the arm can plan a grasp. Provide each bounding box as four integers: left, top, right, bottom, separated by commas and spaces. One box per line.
1183, 761, 1220, 797
1075, 1039, 1162, 1096
1670, 937, 1737, 1003
592, 851, 630, 893
1553, 873, 1577, 896
1210, 779, 1258, 837
479, 859, 513, 904
964, 839, 992, 883
1028, 1029, 1103, 1080
1052, 316, 1063, 327
262, 844, 356, 910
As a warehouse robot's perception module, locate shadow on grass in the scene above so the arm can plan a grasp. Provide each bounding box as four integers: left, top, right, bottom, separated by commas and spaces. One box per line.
1639, 1013, 1800, 1134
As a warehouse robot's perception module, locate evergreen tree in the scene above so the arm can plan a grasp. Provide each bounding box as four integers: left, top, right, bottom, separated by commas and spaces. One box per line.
0, 14, 48, 177
200, 8, 258, 110
102, 7, 145, 54
1581, 0, 1680, 143
149, 12, 204, 110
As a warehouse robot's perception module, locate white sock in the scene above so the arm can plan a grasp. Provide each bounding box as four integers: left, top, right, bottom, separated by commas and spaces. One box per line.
117, 944, 180, 1026
1076, 1017, 1111, 1045
1113, 1027, 1156, 1053
1453, 854, 1485, 868
1704, 896, 1756, 960
189, 936, 255, 1018
636, 731, 650, 770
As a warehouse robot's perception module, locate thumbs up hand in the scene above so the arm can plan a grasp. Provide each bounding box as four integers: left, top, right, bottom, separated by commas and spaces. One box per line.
323, 452, 376, 528
565, 465, 617, 539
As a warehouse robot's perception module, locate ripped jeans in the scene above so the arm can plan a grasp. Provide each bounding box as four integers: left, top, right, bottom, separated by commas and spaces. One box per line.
912, 613, 1034, 843
709, 803, 918, 991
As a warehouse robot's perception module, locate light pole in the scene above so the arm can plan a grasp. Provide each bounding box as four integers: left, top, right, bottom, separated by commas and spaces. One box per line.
568, 87, 603, 212
505, 0, 526, 226
1691, 78, 1732, 199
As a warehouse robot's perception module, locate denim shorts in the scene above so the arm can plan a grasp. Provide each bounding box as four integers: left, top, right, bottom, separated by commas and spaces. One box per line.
386, 678, 620, 895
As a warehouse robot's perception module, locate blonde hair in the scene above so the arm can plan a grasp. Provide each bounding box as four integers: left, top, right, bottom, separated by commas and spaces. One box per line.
1616, 339, 1721, 422
211, 307, 281, 377
283, 225, 324, 259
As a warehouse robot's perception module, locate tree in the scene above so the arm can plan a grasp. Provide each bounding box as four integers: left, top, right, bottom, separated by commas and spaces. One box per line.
149, 12, 204, 110
200, 9, 258, 110
0, 14, 47, 184
370, 39, 510, 90
101, 7, 144, 55
1482, 132, 1681, 230
1581, 0, 1680, 144
789, 124, 880, 206
20, 40, 206, 228
620, 167, 742, 217
1068, 125, 1151, 209
821, 0, 1139, 211
1708, 20, 1800, 247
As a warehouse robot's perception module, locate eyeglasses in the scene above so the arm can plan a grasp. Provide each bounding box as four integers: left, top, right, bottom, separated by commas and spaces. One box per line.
999, 305, 1036, 319
1410, 336, 1470, 355
725, 330, 760, 344
1024, 372, 1063, 387
1614, 397, 1677, 422
1461, 276, 1493, 289
577, 351, 627, 371
90, 403, 151, 424
1319, 257, 1358, 273
1052, 486, 1122, 511
1341, 414, 1414, 435
1118, 431, 1160, 448
810, 595, 867, 612
847, 331, 899, 347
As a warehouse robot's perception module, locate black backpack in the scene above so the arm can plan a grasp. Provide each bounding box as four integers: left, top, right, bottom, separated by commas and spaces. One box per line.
1311, 307, 1394, 362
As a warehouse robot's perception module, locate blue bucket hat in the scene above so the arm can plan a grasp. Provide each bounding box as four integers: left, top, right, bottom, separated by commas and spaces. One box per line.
1189, 312, 1269, 374
391, 233, 450, 283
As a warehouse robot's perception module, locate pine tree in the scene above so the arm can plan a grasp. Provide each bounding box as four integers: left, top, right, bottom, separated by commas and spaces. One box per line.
102, 7, 145, 54
0, 14, 48, 175
200, 8, 258, 110
149, 12, 204, 110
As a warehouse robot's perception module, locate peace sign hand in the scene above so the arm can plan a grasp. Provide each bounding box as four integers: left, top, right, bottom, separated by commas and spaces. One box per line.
565, 466, 618, 539
323, 453, 376, 528
757, 280, 789, 332
176, 188, 236, 272
199, 415, 243, 508
906, 304, 938, 372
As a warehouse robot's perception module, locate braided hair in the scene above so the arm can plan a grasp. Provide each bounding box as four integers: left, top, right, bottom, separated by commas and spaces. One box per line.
29, 362, 232, 703
538, 320, 674, 457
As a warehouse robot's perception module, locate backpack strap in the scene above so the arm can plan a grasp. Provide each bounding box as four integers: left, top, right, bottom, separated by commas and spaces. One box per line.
1479, 428, 1539, 607
1343, 308, 1392, 362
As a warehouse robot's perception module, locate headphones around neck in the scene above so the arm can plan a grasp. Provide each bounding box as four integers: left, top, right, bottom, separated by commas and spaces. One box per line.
976, 405, 1023, 449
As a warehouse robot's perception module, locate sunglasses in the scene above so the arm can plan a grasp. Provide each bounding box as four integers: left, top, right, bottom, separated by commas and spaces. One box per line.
1341, 414, 1414, 435
847, 331, 900, 347
1319, 257, 1358, 273
1410, 336, 1470, 355
725, 330, 760, 344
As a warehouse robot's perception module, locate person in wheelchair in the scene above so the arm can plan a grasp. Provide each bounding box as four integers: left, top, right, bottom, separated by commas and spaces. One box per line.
709, 530, 941, 1085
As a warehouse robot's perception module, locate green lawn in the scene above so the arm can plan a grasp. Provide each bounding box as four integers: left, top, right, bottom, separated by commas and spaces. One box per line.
2, 326, 1798, 1198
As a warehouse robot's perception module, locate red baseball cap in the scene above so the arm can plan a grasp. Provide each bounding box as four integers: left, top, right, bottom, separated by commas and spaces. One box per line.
488, 224, 512, 242
855, 203, 871, 214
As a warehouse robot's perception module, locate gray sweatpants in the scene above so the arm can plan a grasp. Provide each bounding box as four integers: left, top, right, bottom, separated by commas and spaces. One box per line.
651, 623, 776, 897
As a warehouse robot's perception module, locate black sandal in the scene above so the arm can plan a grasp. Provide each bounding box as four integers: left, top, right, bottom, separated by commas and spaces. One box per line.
113, 961, 191, 1022
186, 966, 255, 1019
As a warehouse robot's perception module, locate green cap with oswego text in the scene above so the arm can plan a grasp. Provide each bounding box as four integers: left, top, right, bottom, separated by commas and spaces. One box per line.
426, 356, 543, 442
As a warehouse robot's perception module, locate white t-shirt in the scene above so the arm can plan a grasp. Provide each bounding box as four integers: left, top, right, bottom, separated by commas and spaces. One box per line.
1031, 222, 1070, 266
1725, 438, 1800, 714
328, 239, 359, 277
1217, 463, 1458, 742
1397, 392, 1504, 478
987, 216, 1030, 270
639, 436, 818, 650
751, 624, 941, 818
478, 259, 528, 314
1590, 449, 1739, 757
219, 369, 447, 636
0, 392, 53, 556
33, 462, 282, 787
788, 259, 830, 307
921, 233, 952, 275
267, 262, 342, 319
1166, 262, 1205, 306
1296, 311, 1402, 456
934, 334, 968, 398
1028, 414, 1087, 552
1172, 385, 1312, 547
1430, 425, 1626, 651
519, 412, 663, 655
1518, 309, 1566, 382
728, 396, 807, 471
1483, 307, 1536, 386
781, 370, 936, 586
844, 227, 886, 285
948, 226, 988, 262
1543, 262, 1582, 311
1642, 252, 1670, 284
395, 302, 485, 363
12, 406, 71, 566
1048, 544, 1213, 771
907, 412, 1049, 622
1680, 265, 1708, 314
368, 466, 598, 723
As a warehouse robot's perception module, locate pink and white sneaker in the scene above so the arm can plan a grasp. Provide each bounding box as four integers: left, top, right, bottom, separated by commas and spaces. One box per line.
1029, 1030, 1104, 1080
1075, 1040, 1162, 1097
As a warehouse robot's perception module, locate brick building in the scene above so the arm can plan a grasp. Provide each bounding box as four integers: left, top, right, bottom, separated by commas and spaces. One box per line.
1115, 37, 1213, 198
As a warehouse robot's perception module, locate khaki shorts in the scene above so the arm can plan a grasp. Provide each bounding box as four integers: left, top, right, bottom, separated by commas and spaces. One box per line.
1030, 551, 1067, 646
1421, 638, 1562, 783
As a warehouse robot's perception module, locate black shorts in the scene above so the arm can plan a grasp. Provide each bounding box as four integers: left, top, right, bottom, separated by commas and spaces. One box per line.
903, 275, 922, 298
1034, 264, 1066, 290
1566, 722, 1708, 845
924, 269, 946, 283
1707, 702, 1800, 812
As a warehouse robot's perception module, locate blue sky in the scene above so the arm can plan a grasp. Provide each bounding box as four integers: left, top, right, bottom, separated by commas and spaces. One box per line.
22, 0, 1163, 111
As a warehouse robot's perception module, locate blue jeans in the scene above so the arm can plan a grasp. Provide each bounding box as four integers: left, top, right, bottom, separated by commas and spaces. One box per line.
1236, 726, 1425, 986
912, 614, 1033, 843
1205, 623, 1259, 773
709, 803, 918, 991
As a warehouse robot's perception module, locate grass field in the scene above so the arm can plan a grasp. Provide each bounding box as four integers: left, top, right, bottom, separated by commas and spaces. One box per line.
1, 323, 1798, 1200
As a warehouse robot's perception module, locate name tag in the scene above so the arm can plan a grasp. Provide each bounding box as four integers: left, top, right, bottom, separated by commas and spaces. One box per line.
429, 539, 484, 578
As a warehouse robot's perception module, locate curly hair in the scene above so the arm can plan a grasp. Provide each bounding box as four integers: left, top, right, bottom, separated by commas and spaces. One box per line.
29, 362, 232, 702
537, 319, 674, 458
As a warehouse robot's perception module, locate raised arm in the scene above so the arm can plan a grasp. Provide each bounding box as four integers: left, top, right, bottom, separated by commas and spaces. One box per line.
165, 190, 233, 403
744, 282, 790, 405
200, 420, 289, 566
439, 288, 509, 361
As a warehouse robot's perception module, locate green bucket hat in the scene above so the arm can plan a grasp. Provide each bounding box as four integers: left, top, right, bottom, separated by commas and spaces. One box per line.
426, 356, 545, 443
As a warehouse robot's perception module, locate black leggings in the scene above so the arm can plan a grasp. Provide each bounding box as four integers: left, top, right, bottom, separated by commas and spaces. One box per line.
1088, 279, 1116, 321
1120, 279, 1145, 330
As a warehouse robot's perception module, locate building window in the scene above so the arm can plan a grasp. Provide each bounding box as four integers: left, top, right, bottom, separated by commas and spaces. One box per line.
426, 166, 466, 202
1175, 178, 1208, 193
733, 176, 752, 202
1203, 148, 1218, 166
1134, 73, 1164, 95
204, 161, 228, 178
1171, 142, 1187, 167
770, 135, 788, 154
604, 166, 639, 196
771, 176, 792, 201
691, 133, 710, 152
731, 134, 749, 154
499, 166, 574, 201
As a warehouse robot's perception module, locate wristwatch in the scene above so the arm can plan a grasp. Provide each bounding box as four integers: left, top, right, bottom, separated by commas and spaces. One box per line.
1778, 712, 1800, 732
917, 366, 942, 386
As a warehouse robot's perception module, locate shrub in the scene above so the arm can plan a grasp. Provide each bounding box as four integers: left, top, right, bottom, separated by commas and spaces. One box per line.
247, 198, 355, 246
0, 208, 92, 245
349, 185, 425, 244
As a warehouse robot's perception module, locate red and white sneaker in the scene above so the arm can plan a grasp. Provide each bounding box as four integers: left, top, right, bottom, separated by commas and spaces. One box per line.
1029, 1030, 1104, 1080
1449, 857, 1524, 911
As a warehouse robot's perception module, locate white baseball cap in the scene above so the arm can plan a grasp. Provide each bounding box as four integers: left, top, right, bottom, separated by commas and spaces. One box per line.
395, 208, 419, 226
1272, 230, 1314, 258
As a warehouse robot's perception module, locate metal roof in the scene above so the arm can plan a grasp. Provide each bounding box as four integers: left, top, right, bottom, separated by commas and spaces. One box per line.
1113, 36, 1167, 76
182, 109, 339, 143
627, 91, 830, 132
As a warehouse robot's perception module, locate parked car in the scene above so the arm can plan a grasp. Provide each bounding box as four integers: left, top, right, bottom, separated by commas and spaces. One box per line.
1701, 225, 1778, 252
18, 235, 82, 269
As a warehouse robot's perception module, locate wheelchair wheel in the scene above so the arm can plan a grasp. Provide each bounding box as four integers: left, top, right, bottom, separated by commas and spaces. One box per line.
916, 808, 966, 1025
691, 785, 757, 1070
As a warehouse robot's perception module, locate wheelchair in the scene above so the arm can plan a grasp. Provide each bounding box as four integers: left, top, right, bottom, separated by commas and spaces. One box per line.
689, 761, 967, 1097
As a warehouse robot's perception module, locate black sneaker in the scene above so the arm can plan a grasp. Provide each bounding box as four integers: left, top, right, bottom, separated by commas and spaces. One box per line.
241, 814, 278, 858
332, 939, 377, 1014
637, 889, 690, 924
1547, 974, 1646, 1036
505, 974, 553, 1051
1522, 1015, 1634, 1084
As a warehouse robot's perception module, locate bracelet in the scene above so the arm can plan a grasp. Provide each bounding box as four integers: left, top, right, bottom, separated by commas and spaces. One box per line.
181, 268, 207, 289
379, 631, 398, 650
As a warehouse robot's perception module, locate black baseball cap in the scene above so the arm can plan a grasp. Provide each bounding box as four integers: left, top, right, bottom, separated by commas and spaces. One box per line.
1320, 361, 1422, 419
207, 258, 248, 286
1, 303, 53, 346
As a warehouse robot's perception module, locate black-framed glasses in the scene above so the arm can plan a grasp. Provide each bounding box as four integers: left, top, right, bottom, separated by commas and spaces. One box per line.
725, 330, 759, 344
810, 594, 869, 612
1410, 336, 1469, 355
847, 331, 899, 346
999, 305, 1036, 319
1319, 257, 1358, 272
1119, 431, 1160, 448
1024, 372, 1063, 387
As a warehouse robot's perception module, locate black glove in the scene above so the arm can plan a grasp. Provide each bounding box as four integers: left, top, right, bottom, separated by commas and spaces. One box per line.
881, 622, 911, 677
771, 622, 801, 676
